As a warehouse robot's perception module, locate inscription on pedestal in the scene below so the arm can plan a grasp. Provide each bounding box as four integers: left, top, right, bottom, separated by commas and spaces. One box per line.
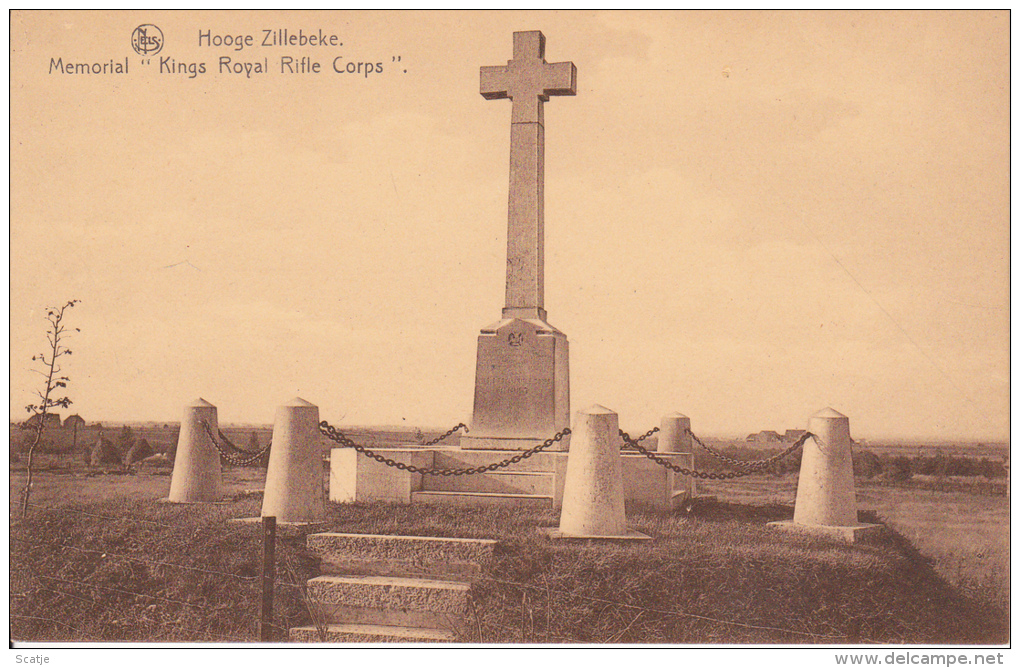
468, 319, 569, 448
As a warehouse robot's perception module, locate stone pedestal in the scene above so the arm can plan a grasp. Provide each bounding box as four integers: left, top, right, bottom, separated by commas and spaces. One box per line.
261, 398, 325, 523
463, 317, 569, 451
769, 408, 882, 543
167, 398, 222, 503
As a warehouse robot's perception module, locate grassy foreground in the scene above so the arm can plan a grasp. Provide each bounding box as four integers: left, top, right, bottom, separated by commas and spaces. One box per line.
700, 476, 1011, 615
9, 483, 1008, 645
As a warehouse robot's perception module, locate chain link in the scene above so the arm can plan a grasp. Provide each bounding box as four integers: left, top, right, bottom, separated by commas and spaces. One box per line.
200, 420, 272, 467
619, 426, 659, 447
417, 423, 469, 447
320, 420, 570, 476
686, 428, 811, 471
619, 429, 810, 480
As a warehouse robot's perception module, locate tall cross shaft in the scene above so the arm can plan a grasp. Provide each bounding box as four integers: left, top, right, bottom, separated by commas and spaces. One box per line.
481, 31, 576, 320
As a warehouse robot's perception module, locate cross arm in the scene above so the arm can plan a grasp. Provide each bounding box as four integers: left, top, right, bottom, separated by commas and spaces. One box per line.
541, 61, 577, 98
480, 65, 510, 99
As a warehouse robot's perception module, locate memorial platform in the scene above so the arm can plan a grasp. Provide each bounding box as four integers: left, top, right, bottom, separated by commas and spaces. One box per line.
330, 445, 695, 511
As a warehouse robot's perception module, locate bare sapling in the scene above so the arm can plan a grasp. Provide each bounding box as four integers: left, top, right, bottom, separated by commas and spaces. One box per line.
21, 299, 79, 517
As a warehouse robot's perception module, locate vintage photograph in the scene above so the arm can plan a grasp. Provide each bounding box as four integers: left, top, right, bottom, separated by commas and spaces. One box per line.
9, 10, 1009, 653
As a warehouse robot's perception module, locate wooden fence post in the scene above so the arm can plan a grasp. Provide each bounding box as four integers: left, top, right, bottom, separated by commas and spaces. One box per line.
261, 516, 276, 642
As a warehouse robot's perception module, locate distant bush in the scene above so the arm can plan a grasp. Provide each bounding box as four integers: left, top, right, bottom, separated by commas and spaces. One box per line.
887, 455, 913, 482
853, 450, 881, 478
977, 458, 1005, 480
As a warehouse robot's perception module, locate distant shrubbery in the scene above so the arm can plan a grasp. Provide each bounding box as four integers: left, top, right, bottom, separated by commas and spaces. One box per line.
9, 421, 180, 470
863, 451, 1007, 481
698, 443, 1007, 481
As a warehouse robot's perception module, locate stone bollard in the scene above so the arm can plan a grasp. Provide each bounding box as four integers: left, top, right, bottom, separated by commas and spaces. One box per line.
794, 408, 858, 526
167, 398, 223, 503
658, 412, 697, 501
769, 408, 882, 542
556, 405, 648, 540
657, 412, 691, 453
261, 397, 325, 523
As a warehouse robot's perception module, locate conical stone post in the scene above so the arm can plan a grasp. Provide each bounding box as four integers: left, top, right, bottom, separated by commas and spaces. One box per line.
658, 412, 697, 502
261, 397, 325, 523
769, 408, 882, 542
167, 398, 223, 503
794, 408, 858, 526
657, 412, 691, 453
556, 405, 649, 540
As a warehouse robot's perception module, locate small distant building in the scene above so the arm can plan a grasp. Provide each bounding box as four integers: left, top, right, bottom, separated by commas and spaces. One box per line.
746, 430, 782, 444
24, 413, 61, 429
64, 414, 86, 431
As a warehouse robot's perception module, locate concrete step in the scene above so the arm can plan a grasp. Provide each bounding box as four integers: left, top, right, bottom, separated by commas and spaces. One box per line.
304, 601, 466, 632
411, 490, 553, 508
306, 574, 471, 615
308, 532, 496, 580
431, 449, 564, 473
290, 623, 455, 643
421, 469, 554, 495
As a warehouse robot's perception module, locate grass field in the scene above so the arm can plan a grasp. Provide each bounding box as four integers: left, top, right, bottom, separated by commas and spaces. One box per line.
699, 476, 1010, 614
9, 459, 1010, 645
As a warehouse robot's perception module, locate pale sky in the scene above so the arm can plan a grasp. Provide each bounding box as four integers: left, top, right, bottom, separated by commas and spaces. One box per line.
10, 11, 1010, 441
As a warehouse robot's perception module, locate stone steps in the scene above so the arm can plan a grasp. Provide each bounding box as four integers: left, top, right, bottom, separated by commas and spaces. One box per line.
306, 574, 470, 613
415, 449, 561, 507
411, 490, 553, 508
289, 532, 495, 643
308, 532, 495, 580
290, 623, 455, 643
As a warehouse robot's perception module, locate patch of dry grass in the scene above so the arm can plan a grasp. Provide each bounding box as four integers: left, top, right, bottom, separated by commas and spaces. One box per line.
10, 495, 315, 642
9, 466, 1009, 645
703, 475, 1010, 618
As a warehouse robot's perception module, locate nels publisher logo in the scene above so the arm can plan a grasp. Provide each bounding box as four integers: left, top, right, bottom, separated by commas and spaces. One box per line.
131, 24, 163, 55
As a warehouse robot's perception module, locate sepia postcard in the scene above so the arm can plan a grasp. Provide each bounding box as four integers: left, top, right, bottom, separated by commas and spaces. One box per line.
9, 10, 1010, 662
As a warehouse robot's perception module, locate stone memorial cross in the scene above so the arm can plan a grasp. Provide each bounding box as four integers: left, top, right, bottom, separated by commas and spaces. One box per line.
480, 31, 576, 320
463, 30, 575, 451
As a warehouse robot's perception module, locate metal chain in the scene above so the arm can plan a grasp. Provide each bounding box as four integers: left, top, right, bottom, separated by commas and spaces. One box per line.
418, 423, 469, 447
206, 424, 256, 456
619, 429, 810, 480
320, 420, 570, 476
686, 428, 812, 471
619, 426, 659, 448
200, 420, 272, 467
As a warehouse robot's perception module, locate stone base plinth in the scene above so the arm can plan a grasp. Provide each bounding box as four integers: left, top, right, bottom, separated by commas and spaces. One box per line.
159, 497, 229, 505
767, 520, 885, 544
330, 447, 433, 504
540, 527, 651, 541
460, 434, 570, 452
330, 446, 694, 511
